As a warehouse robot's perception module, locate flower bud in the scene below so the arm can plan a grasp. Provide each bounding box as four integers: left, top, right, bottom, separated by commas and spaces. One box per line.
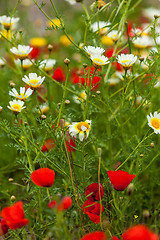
10, 195, 16, 201
65, 99, 70, 104
143, 209, 150, 218
127, 183, 134, 195
150, 142, 155, 148
64, 58, 70, 65
48, 44, 53, 52
8, 178, 14, 182
97, 148, 102, 157
0, 106, 3, 113
41, 114, 46, 119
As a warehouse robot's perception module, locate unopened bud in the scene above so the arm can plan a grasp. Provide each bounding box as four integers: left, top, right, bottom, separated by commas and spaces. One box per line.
41, 114, 46, 119
8, 178, 14, 182
92, 94, 96, 97
150, 142, 155, 148
10, 195, 16, 201
65, 99, 70, 104
60, 119, 65, 129
140, 154, 143, 157
64, 58, 70, 65
83, 63, 88, 69
139, 57, 144, 62
0, 106, 3, 113
96, 90, 101, 94
57, 102, 61, 106
97, 148, 102, 157
48, 44, 53, 51
9, 81, 16, 87
127, 183, 134, 195
143, 209, 150, 218
154, 14, 159, 19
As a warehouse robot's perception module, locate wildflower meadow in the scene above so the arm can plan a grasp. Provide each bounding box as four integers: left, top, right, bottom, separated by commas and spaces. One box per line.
0, 0, 160, 239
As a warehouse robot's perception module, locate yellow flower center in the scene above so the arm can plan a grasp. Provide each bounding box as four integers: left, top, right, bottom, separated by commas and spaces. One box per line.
121, 60, 130, 64
29, 79, 39, 85
16, 93, 26, 100
75, 122, 90, 132
12, 104, 21, 112
151, 118, 160, 130
93, 58, 104, 66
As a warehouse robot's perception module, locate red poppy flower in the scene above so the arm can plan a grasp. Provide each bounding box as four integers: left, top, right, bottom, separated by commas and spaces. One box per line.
81, 200, 104, 224
57, 196, 72, 211
107, 170, 136, 191
112, 236, 120, 240
1, 202, 29, 230
71, 66, 101, 90
31, 168, 55, 187
81, 231, 107, 240
0, 218, 8, 236
48, 200, 57, 208
66, 138, 76, 152
41, 139, 55, 152
52, 67, 66, 82
84, 183, 104, 201
29, 47, 40, 59
122, 224, 159, 240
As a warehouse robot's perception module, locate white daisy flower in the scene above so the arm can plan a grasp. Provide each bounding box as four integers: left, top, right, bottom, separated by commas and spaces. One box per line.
10, 45, 33, 60
22, 73, 45, 89
65, 0, 76, 4
133, 36, 153, 49
84, 46, 105, 56
106, 77, 120, 86
15, 59, 34, 70
107, 30, 121, 42
0, 15, 19, 30
91, 21, 110, 35
90, 54, 109, 67
39, 59, 56, 72
9, 87, 33, 100
147, 112, 160, 134
73, 91, 87, 104
39, 103, 50, 114
117, 54, 137, 69
7, 99, 26, 114
69, 120, 91, 141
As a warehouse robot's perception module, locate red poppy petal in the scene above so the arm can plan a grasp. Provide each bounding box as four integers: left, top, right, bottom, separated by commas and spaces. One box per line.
31, 168, 55, 187
81, 231, 107, 240
122, 225, 159, 240
86, 213, 101, 224
107, 170, 136, 191
1, 201, 24, 222
7, 219, 29, 230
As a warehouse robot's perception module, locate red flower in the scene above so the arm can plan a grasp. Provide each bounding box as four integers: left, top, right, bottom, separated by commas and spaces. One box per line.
81, 231, 107, 240
66, 138, 76, 152
57, 196, 72, 211
29, 47, 40, 59
1, 202, 29, 230
52, 67, 66, 82
122, 224, 159, 240
71, 66, 101, 90
0, 218, 8, 236
31, 168, 55, 187
48, 200, 57, 208
81, 200, 104, 224
112, 237, 120, 240
84, 183, 104, 201
41, 139, 55, 152
107, 170, 136, 191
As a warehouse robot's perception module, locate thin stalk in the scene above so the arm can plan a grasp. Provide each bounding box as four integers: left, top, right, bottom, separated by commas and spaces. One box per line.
116, 132, 155, 170
98, 148, 103, 230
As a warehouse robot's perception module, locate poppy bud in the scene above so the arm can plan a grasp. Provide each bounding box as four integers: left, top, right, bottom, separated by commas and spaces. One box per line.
57, 196, 72, 211
143, 209, 150, 219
